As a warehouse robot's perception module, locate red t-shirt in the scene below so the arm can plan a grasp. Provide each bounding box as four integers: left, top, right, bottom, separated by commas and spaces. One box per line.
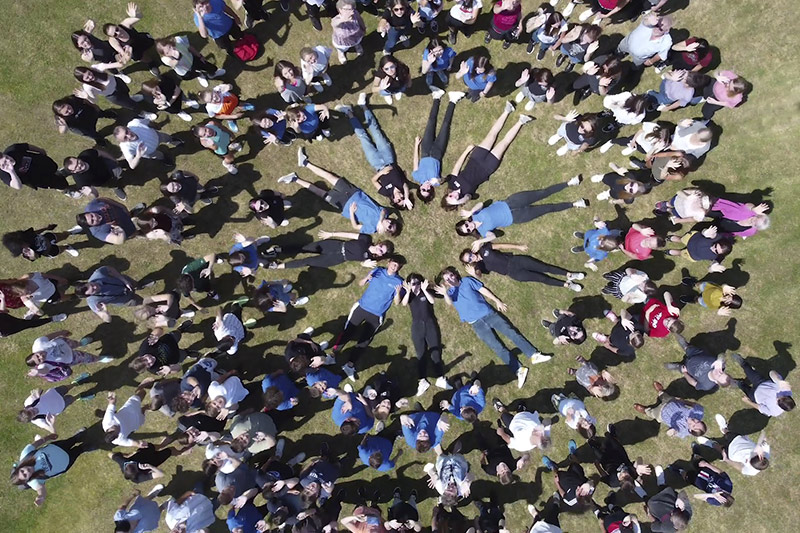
679, 37, 713, 69
493, 3, 521, 31
642, 298, 677, 338
624, 228, 652, 260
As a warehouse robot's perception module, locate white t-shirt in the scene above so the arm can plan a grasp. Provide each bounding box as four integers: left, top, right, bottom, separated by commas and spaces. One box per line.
32, 336, 74, 364
119, 118, 161, 165
214, 313, 245, 354
449, 0, 482, 23
24, 389, 67, 430
301, 46, 332, 79
508, 411, 549, 452
165, 494, 216, 532
27, 272, 57, 303
636, 122, 667, 154
671, 120, 712, 159
728, 435, 770, 476
530, 521, 562, 533
558, 398, 597, 430
207, 376, 249, 407
102, 395, 146, 447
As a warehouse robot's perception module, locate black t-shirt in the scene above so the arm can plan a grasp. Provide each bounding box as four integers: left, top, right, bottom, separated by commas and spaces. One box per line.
72, 149, 118, 186
550, 314, 582, 338
260, 459, 295, 482
558, 464, 587, 504
253, 189, 285, 224
687, 232, 724, 261
167, 172, 200, 206
343, 234, 372, 261
1, 144, 65, 190
61, 96, 100, 132
383, 9, 412, 29
376, 64, 410, 93
120, 26, 155, 60
481, 445, 515, 476
284, 337, 323, 362
364, 373, 400, 412
87, 34, 117, 63
564, 122, 595, 146
408, 288, 435, 322
138, 332, 181, 371
378, 166, 406, 199
602, 173, 653, 204
526, 79, 549, 96
478, 243, 511, 276
609, 319, 643, 359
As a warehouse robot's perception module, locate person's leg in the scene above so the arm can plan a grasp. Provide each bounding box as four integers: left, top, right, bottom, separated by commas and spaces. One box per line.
420, 98, 442, 158
471, 315, 519, 371
701, 102, 723, 121
739, 359, 770, 391
540, 499, 561, 527
348, 114, 384, 171
385, 27, 400, 53
411, 319, 429, 378
304, 161, 342, 187
332, 302, 365, 351
488, 117, 526, 160
500, 410, 514, 429
106, 87, 139, 110
0, 314, 51, 337
362, 106, 395, 167
484, 311, 538, 358
477, 107, 512, 150
426, 319, 444, 377
505, 182, 568, 209
430, 102, 456, 161
510, 198, 573, 224
355, 311, 383, 347
509, 258, 566, 287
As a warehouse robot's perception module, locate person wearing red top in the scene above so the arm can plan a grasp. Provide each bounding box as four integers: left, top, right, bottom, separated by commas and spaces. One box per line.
485, 0, 522, 49
638, 293, 683, 338
622, 224, 665, 260
668, 37, 713, 72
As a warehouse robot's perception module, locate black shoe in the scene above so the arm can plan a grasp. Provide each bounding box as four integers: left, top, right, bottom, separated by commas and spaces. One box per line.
537, 47, 546, 60
541, 319, 553, 328
410, 489, 418, 500
393, 487, 402, 499
556, 54, 566, 67
681, 276, 697, 287
280, 0, 290, 11
564, 62, 574, 73
679, 295, 696, 305
606, 423, 616, 437
502, 40, 512, 49
357, 486, 366, 500
449, 29, 457, 45
320, 441, 330, 457
630, 157, 646, 169
178, 319, 193, 333
527, 41, 535, 55
492, 398, 504, 412
451, 440, 463, 454
484, 32, 492, 44
310, 16, 322, 31
417, 23, 426, 35
430, 20, 438, 32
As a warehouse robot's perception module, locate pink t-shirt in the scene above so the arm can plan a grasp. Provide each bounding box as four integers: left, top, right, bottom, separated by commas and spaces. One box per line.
712, 71, 744, 107
624, 228, 652, 260
493, 3, 521, 31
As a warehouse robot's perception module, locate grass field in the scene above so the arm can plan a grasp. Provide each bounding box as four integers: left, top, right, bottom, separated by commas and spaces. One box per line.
1, 0, 800, 531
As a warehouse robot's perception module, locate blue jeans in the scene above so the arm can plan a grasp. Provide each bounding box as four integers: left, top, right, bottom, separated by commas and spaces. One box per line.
385, 27, 408, 53
647, 80, 676, 106
349, 108, 395, 171
470, 310, 537, 371
425, 70, 448, 91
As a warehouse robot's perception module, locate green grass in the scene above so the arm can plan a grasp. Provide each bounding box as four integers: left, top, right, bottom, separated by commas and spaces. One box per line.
1, 0, 800, 531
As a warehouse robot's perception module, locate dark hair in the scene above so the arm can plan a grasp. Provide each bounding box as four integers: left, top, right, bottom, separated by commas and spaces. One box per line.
74, 283, 92, 297
263, 386, 285, 411
71, 31, 92, 51
724, 294, 743, 310
654, 236, 667, 248
140, 78, 163, 98
275, 60, 301, 81
714, 239, 734, 259
206, 401, 222, 419
440, 266, 461, 283
630, 331, 645, 349
577, 423, 596, 439
576, 113, 598, 135
105, 426, 121, 443
75, 213, 94, 229
685, 72, 712, 90
689, 421, 707, 436
530, 67, 554, 87
469, 55, 495, 80
251, 110, 281, 128
115, 519, 132, 533
369, 451, 384, 469
385, 217, 401, 237
459, 249, 477, 266
417, 184, 435, 203
455, 219, 478, 237
217, 489, 234, 506
643, 281, 658, 296
498, 470, 512, 485
599, 57, 623, 79
777, 395, 796, 412
171, 395, 192, 414
340, 420, 360, 435
669, 319, 685, 335
129, 356, 151, 374
598, 235, 622, 251
440, 184, 464, 211
122, 462, 141, 481
289, 353, 310, 374
440, 490, 459, 507
52, 98, 75, 117
623, 94, 648, 116
2, 231, 31, 257
376, 55, 410, 85
426, 37, 446, 52
73, 66, 109, 90
10, 454, 47, 486
176, 274, 194, 295
461, 406, 478, 423
202, 459, 219, 477
543, 11, 565, 36
645, 123, 671, 145
750, 455, 769, 470
415, 439, 432, 453
671, 508, 692, 530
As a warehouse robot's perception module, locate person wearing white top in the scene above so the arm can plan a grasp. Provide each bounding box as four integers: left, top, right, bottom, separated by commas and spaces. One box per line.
213, 305, 246, 355
113, 118, 181, 169
670, 118, 713, 160
18, 387, 73, 434
552, 394, 597, 439
602, 92, 646, 126
494, 400, 552, 452
103, 384, 151, 447
526, 493, 563, 533
164, 491, 216, 533
616, 14, 673, 67
722, 430, 771, 476
301, 45, 333, 92
206, 370, 250, 419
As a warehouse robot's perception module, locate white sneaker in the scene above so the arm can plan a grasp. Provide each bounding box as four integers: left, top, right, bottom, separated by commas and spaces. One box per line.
590, 173, 604, 183
184, 99, 199, 109
573, 199, 589, 208
99, 356, 114, 363
530, 353, 552, 365
303, 326, 315, 335
394, 92, 403, 101
562, 0, 575, 16
416, 378, 431, 396
312, 82, 324, 92
130, 94, 144, 103
342, 363, 356, 381
296, 147, 308, 167
548, 134, 561, 145
596, 190, 611, 201
146, 484, 165, 498
524, 100, 535, 111
384, 95, 393, 105
275, 438, 286, 458
198, 76, 209, 88
435, 376, 453, 390
447, 91, 465, 103
117, 73, 133, 84
621, 146, 636, 156
315, 135, 323, 141
518, 115, 533, 124
177, 111, 192, 122
715, 414, 728, 433
515, 91, 525, 103
516, 367, 529, 388
504, 101, 515, 113
695, 436, 717, 447
567, 282, 582, 292
223, 162, 238, 174
294, 296, 309, 306
321, 351, 334, 362
335, 104, 352, 115
140, 111, 158, 121
556, 144, 570, 156
64, 247, 79, 257
654, 464, 665, 486
567, 174, 582, 186
51, 313, 68, 322
566, 272, 585, 281
600, 140, 614, 153
343, 383, 353, 393
357, 92, 367, 106
431, 88, 445, 99
67, 225, 84, 234
579, 8, 594, 21
212, 68, 226, 79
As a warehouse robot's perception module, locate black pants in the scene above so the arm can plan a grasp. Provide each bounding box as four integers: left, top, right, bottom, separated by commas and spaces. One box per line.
488, 23, 516, 44
0, 314, 50, 337
183, 54, 219, 81
106, 83, 140, 111
283, 240, 346, 269
333, 304, 383, 359
589, 433, 630, 474
51, 432, 91, 472
243, 0, 269, 20
421, 99, 456, 161
506, 182, 572, 224
735, 359, 770, 401
530, 499, 560, 528
213, 25, 244, 54
508, 256, 569, 286
306, 0, 336, 20
412, 317, 443, 379
447, 15, 475, 37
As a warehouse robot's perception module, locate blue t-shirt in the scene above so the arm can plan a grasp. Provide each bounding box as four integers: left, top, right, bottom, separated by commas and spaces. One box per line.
584, 227, 622, 261
298, 105, 321, 135
448, 276, 493, 323
229, 242, 260, 273
306, 367, 343, 397
226, 502, 263, 533
402, 411, 445, 449
194, 0, 234, 39
412, 157, 442, 183
357, 436, 396, 471
423, 47, 457, 72
448, 385, 486, 420
260, 108, 288, 139
463, 57, 498, 91
342, 191, 385, 234
261, 374, 299, 411
332, 393, 374, 434
473, 202, 513, 237
358, 267, 403, 316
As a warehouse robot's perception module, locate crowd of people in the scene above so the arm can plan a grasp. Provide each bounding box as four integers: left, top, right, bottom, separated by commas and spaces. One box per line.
3, 0, 791, 532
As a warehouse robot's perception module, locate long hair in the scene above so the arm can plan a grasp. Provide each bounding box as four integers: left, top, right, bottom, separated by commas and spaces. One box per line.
73, 66, 109, 90
274, 60, 301, 81
2, 231, 32, 257
10, 454, 47, 486
623, 94, 648, 115
469, 56, 494, 79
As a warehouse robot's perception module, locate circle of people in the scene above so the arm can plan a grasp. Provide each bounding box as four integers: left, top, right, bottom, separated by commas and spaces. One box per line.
2, 0, 788, 533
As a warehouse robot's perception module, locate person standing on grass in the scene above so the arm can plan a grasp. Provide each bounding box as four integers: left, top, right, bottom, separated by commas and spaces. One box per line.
637, 292, 684, 338
379, 0, 420, 55
679, 279, 742, 316
514, 67, 555, 112
358, 434, 402, 471
541, 308, 587, 346
330, 388, 375, 435
634, 381, 707, 438
331, 258, 404, 379
331, 0, 366, 64
485, 0, 523, 49
547, 110, 599, 156
25, 330, 110, 381
278, 149, 400, 237
400, 409, 449, 454
52, 95, 116, 145
645, 487, 693, 533
62, 148, 125, 200
401, 273, 448, 396
2, 225, 78, 261
541, 445, 596, 509
0, 143, 67, 192
587, 423, 650, 492
113, 486, 164, 533
442, 101, 531, 209
72, 67, 147, 113
301, 46, 333, 91
103, 384, 152, 447
663, 333, 732, 392
193, 0, 244, 55
424, 452, 475, 505
75, 266, 146, 322
421, 38, 456, 93
156, 36, 226, 87
114, 118, 182, 169
729, 353, 794, 417
164, 491, 216, 533
592, 308, 646, 362
616, 14, 673, 69
447, 0, 482, 45
177, 253, 220, 312
601, 268, 656, 304
261, 369, 300, 412
494, 398, 552, 452
192, 120, 241, 174
435, 267, 547, 388
17, 386, 78, 434
212, 304, 246, 356
372, 55, 413, 105
103, 3, 160, 75
455, 55, 496, 102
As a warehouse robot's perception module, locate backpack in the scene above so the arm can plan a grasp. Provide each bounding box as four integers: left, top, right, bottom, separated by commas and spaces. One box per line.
234, 33, 260, 62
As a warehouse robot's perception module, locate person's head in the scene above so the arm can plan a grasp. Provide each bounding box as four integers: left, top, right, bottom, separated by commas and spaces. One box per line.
459, 249, 479, 266
666, 317, 685, 335
191, 125, 215, 139
577, 114, 597, 136
616, 178, 648, 200
263, 386, 285, 411
73, 66, 106, 88
642, 235, 667, 250
62, 156, 89, 175
103, 23, 128, 40
52, 98, 75, 118
133, 305, 157, 322
415, 430, 432, 452
206, 396, 226, 418
624, 94, 649, 116
580, 23, 603, 43
440, 266, 461, 287
251, 111, 279, 130
405, 272, 424, 292
710, 238, 733, 259
16, 407, 37, 423
198, 88, 223, 105
417, 180, 437, 203
129, 354, 156, 374
695, 127, 714, 144
300, 47, 320, 66
373, 398, 392, 421
10, 456, 41, 485
598, 234, 622, 252
275, 60, 300, 81
721, 293, 743, 310
162, 180, 183, 197
441, 187, 467, 210
74, 281, 99, 297
71, 31, 92, 51
386, 0, 409, 17
440, 483, 460, 506
193, 0, 213, 16
543, 11, 565, 34
122, 461, 143, 481
670, 508, 691, 531
368, 451, 384, 469
170, 393, 194, 414
155, 37, 178, 57
750, 453, 770, 471
426, 38, 446, 59
531, 67, 554, 88
575, 482, 595, 505
645, 123, 671, 145
778, 395, 796, 412
105, 424, 122, 443
386, 257, 403, 276
202, 458, 221, 477
470, 55, 494, 78
230, 432, 250, 453
600, 57, 623, 78
592, 380, 617, 398
340, 418, 361, 435
651, 15, 673, 37
496, 462, 513, 485
629, 330, 645, 349
576, 419, 596, 439
567, 324, 587, 344
685, 72, 710, 90
687, 417, 706, 436
2, 231, 35, 260
460, 406, 478, 423
379, 217, 401, 236
176, 274, 194, 296
113, 125, 136, 142
368, 240, 393, 260
336, 0, 357, 17
114, 519, 133, 533
725, 76, 749, 97
377, 55, 403, 79
455, 218, 478, 237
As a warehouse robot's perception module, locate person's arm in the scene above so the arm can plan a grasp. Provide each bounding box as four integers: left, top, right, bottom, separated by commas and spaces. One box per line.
400, 282, 412, 306
681, 367, 698, 388
127, 142, 148, 170
348, 202, 362, 231
0, 160, 23, 190
451, 144, 474, 176
370, 166, 392, 191
412, 136, 421, 171
393, 285, 403, 306
93, 302, 113, 323
140, 463, 166, 479
663, 291, 680, 316
420, 280, 435, 304
478, 286, 507, 313
433, 284, 452, 306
